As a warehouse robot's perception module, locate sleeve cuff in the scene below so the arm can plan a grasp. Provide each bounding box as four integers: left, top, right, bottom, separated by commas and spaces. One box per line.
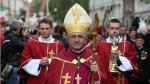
22, 59, 41, 76
48, 58, 52, 64
117, 56, 133, 72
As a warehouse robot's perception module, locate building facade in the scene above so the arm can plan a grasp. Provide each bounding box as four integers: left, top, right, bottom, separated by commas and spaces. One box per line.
89, 0, 150, 27
1, 0, 28, 20
89, 0, 123, 26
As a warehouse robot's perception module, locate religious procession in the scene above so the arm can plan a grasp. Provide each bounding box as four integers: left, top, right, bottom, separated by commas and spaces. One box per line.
0, 0, 150, 84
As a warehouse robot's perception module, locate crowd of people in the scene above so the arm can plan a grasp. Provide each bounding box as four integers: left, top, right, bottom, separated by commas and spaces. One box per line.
1, 3, 150, 84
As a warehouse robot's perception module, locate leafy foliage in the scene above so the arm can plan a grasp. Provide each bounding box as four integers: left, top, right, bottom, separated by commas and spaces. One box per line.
33, 0, 43, 13
49, 0, 89, 22
32, 0, 89, 22
138, 0, 150, 4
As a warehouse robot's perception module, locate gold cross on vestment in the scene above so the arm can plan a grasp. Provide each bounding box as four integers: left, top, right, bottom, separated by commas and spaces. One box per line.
62, 73, 71, 84
48, 50, 55, 57
75, 74, 82, 84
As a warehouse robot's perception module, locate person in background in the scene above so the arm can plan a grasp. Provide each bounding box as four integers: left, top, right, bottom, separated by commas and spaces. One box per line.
120, 25, 131, 42
1, 20, 26, 84
53, 24, 69, 48
129, 33, 150, 84
0, 17, 7, 47
85, 33, 102, 48
144, 24, 150, 49
129, 26, 137, 44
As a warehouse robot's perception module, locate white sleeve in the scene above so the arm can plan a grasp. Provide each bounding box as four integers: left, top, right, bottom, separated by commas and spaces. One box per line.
48, 58, 52, 64
22, 59, 41, 76
117, 56, 133, 72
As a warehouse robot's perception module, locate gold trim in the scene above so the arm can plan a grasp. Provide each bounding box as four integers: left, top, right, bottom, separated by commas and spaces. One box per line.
52, 57, 74, 64
47, 43, 50, 57
59, 62, 65, 84
51, 55, 93, 64
65, 25, 89, 33
84, 55, 93, 62
56, 41, 59, 55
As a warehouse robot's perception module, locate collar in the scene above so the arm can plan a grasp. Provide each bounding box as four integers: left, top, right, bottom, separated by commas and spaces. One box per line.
38, 35, 55, 43
120, 34, 127, 41
137, 46, 144, 50
106, 36, 123, 43
68, 48, 86, 57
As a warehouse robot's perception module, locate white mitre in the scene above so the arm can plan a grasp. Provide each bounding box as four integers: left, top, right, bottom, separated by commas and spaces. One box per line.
64, 3, 91, 33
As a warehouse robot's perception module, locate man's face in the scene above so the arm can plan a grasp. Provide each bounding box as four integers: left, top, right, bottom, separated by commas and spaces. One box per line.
120, 27, 127, 35
108, 22, 120, 38
0, 22, 7, 34
96, 34, 102, 43
147, 25, 150, 33
129, 31, 136, 38
68, 32, 86, 51
38, 23, 52, 38
135, 38, 144, 47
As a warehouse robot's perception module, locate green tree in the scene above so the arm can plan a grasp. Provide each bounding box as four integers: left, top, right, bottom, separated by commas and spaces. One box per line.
33, 0, 43, 13
49, 0, 89, 22
138, 0, 150, 4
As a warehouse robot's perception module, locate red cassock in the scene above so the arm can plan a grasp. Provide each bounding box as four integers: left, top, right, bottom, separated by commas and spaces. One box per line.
0, 34, 5, 47
18, 38, 64, 84
45, 48, 103, 84
97, 40, 139, 84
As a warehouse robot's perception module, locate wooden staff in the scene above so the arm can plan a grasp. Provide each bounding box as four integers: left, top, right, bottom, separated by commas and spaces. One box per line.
91, 13, 99, 84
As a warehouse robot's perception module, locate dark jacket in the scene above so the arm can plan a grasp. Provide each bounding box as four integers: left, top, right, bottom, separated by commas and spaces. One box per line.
129, 46, 150, 84
1, 31, 27, 69
144, 33, 150, 50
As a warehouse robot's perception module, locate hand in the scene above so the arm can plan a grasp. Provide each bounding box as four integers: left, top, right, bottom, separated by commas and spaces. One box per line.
90, 61, 99, 72
40, 57, 49, 66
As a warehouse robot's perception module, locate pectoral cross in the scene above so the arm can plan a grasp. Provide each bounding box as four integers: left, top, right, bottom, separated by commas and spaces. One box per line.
75, 73, 82, 84
48, 50, 55, 57
62, 73, 71, 84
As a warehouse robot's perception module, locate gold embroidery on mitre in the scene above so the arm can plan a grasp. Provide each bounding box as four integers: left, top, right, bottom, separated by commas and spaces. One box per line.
71, 6, 81, 23
64, 3, 91, 33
